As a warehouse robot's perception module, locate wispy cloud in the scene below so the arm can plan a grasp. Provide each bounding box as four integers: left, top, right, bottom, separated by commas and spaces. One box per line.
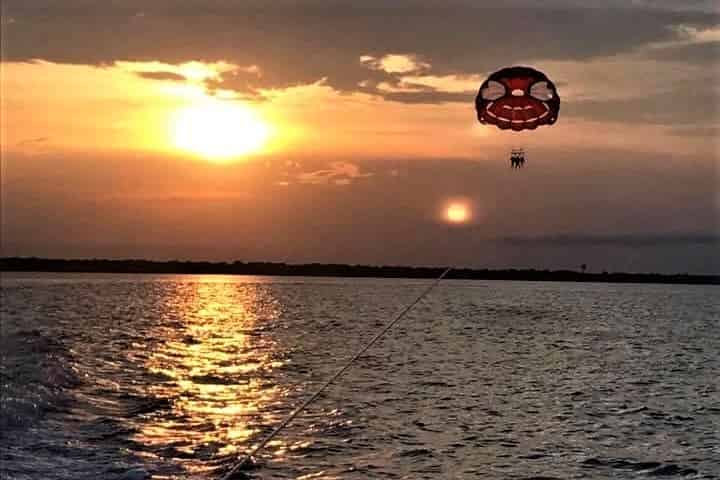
116, 60, 242, 83
15, 137, 53, 153
135, 71, 186, 81
501, 233, 720, 246
296, 162, 373, 185
17, 136, 49, 146
360, 54, 430, 74
667, 125, 720, 137
101, 191, 252, 202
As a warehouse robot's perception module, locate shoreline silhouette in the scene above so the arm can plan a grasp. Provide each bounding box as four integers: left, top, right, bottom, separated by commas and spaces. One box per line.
1, 257, 717, 285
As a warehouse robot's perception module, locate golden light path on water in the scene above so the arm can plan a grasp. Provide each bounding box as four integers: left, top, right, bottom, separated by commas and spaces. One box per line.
133, 276, 289, 477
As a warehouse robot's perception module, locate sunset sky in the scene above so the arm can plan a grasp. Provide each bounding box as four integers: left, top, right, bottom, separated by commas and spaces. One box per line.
1, 0, 718, 273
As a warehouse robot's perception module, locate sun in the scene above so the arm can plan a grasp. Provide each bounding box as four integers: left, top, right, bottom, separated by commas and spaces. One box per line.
170, 99, 271, 161
445, 202, 471, 224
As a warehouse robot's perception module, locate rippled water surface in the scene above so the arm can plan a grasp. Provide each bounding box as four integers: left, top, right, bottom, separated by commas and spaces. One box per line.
1, 273, 718, 479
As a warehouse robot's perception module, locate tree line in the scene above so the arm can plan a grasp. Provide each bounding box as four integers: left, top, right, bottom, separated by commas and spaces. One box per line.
1, 257, 717, 285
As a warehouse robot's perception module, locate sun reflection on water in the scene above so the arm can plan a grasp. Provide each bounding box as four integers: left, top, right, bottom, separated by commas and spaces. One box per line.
134, 276, 288, 476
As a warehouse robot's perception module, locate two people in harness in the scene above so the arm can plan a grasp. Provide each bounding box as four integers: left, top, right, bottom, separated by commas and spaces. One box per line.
510, 149, 525, 168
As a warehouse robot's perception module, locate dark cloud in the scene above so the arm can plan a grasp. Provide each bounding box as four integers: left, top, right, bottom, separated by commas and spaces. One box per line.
625, 0, 719, 13
3, 0, 717, 130
501, 233, 720, 246
564, 81, 719, 125
378, 90, 472, 105
135, 71, 186, 81
647, 40, 720, 63
3, 1, 717, 98
668, 125, 720, 137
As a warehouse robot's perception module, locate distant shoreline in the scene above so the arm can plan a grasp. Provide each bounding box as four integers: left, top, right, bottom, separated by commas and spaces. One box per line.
1, 257, 717, 285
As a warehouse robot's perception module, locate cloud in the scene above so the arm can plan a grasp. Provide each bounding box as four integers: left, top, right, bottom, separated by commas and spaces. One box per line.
135, 71, 186, 81
624, 0, 719, 13
3, 1, 716, 99
296, 162, 374, 185
2, 0, 717, 136
363, 67, 483, 104
564, 84, 718, 125
667, 125, 720, 137
17, 136, 49, 146
115, 60, 239, 82
101, 191, 252, 202
641, 24, 720, 63
15, 137, 53, 154
397, 73, 485, 94
376, 90, 472, 104
526, 32, 719, 125
647, 40, 720, 63
360, 54, 431, 74
501, 233, 720, 246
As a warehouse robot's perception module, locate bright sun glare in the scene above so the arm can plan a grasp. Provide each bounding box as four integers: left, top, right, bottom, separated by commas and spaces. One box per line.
445, 202, 470, 224
170, 99, 271, 161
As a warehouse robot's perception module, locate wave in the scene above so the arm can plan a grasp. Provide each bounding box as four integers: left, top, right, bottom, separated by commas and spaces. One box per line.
0, 329, 80, 432
582, 457, 699, 476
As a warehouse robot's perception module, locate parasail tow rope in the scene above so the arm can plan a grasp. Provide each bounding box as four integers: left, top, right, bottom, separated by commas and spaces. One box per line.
219, 266, 453, 480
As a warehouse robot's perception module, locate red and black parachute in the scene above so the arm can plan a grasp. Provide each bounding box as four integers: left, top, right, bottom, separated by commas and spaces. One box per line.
475, 66, 560, 132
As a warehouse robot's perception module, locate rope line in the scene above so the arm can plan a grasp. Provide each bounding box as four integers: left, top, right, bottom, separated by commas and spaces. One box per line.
219, 267, 452, 480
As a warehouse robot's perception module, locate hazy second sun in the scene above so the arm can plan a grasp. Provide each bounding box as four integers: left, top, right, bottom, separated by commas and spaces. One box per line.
170, 99, 271, 161
445, 202, 471, 224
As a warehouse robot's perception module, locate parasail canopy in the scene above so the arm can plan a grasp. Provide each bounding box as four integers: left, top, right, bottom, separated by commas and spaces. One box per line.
475, 66, 560, 132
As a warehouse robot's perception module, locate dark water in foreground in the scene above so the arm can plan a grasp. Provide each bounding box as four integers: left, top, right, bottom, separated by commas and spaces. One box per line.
1, 273, 718, 479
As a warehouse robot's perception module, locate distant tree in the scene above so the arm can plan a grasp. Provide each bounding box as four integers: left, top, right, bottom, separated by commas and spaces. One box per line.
580, 263, 587, 273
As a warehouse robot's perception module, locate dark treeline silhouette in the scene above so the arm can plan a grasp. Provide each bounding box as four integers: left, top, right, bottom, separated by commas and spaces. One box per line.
1, 257, 717, 285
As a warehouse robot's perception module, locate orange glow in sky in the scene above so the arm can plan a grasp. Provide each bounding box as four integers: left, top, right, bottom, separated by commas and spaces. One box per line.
0, 3, 717, 273
169, 99, 272, 161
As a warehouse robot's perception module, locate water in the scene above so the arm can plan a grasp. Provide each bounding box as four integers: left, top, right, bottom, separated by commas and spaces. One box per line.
1, 273, 718, 480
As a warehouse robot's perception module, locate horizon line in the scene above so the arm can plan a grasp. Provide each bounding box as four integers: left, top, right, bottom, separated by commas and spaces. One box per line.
2, 257, 718, 285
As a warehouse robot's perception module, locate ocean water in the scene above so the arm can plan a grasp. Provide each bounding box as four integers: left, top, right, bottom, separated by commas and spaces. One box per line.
1, 273, 718, 480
